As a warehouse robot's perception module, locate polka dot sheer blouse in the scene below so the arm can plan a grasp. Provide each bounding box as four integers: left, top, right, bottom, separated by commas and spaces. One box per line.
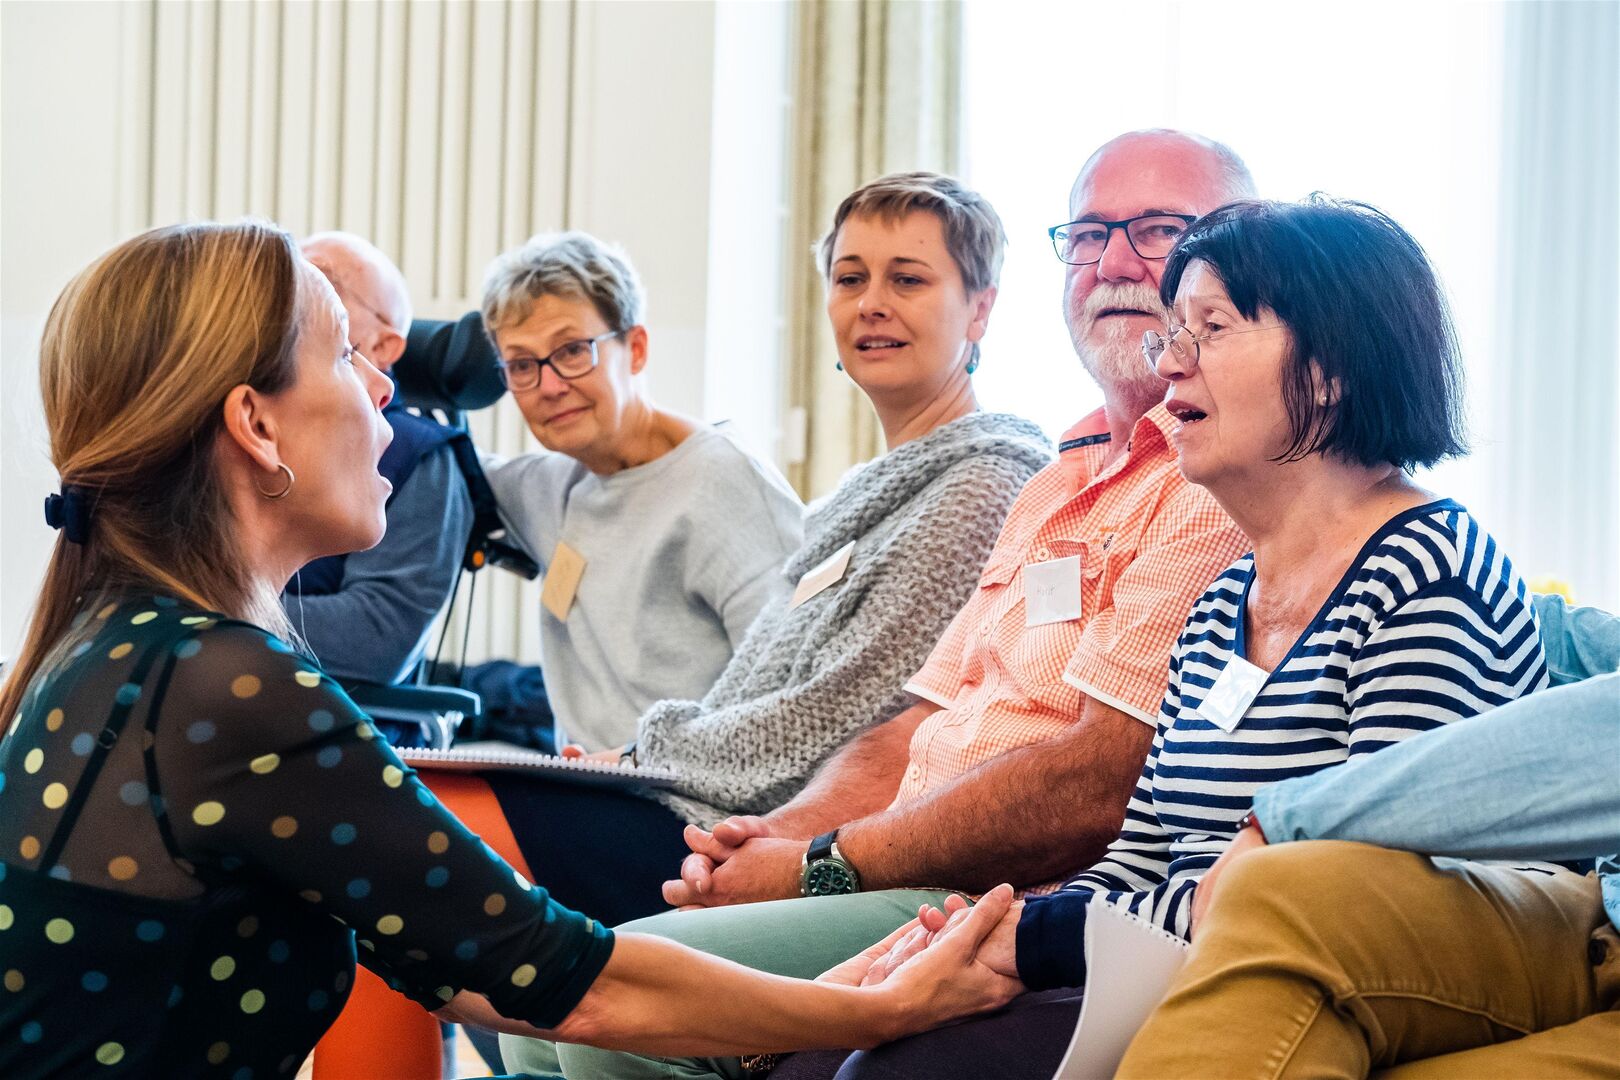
0, 595, 612, 1077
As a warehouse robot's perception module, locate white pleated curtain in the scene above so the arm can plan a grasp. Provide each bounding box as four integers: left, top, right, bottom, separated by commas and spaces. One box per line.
115, 0, 571, 664
1484, 0, 1620, 608
782, 0, 965, 498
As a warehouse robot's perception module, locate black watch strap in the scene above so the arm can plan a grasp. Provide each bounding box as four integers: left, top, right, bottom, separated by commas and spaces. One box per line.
807, 830, 839, 862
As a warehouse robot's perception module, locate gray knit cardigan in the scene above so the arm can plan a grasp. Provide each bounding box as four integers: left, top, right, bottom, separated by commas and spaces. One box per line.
638, 411, 1053, 826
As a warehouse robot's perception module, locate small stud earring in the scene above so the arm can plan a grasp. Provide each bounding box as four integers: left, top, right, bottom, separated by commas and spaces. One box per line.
835, 360, 843, 372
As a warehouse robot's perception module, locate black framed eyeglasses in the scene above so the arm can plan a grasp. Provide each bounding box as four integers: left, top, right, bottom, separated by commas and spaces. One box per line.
1048, 213, 1198, 266
497, 330, 627, 392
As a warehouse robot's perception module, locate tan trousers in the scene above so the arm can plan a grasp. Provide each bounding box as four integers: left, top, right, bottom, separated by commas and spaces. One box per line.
1116, 841, 1620, 1079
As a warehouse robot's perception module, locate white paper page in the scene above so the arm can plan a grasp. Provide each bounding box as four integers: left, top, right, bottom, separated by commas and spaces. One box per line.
1052, 898, 1190, 1080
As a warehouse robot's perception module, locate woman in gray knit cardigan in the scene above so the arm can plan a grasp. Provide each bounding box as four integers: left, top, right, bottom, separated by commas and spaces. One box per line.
491, 173, 1051, 927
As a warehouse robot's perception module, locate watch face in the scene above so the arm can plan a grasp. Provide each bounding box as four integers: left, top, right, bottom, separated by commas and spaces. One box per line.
804, 860, 857, 896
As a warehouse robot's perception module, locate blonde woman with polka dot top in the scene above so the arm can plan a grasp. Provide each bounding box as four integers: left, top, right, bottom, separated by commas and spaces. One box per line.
0, 222, 1019, 1078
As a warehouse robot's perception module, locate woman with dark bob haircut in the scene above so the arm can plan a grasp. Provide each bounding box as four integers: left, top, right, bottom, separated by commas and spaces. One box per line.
767, 198, 1559, 1080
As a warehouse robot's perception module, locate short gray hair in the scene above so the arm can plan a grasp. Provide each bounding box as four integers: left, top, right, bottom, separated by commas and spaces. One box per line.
481, 230, 645, 336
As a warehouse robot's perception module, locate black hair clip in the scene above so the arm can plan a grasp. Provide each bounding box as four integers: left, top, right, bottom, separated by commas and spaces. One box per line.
44, 485, 93, 545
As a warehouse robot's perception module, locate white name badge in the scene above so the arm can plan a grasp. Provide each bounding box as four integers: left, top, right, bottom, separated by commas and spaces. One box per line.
1024, 555, 1083, 627
790, 540, 856, 609
1199, 655, 1269, 732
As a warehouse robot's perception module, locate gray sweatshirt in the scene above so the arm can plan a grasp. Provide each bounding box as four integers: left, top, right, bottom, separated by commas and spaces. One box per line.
638, 412, 1054, 826
484, 426, 804, 750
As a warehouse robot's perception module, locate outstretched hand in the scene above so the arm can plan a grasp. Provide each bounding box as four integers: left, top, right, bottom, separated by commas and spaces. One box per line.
837, 884, 1025, 1039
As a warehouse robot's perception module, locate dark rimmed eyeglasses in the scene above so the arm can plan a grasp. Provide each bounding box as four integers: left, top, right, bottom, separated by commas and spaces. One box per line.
1048, 213, 1198, 266
497, 330, 628, 392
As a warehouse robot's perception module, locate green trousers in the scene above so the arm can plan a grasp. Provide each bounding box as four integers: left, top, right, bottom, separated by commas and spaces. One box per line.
500, 888, 953, 1080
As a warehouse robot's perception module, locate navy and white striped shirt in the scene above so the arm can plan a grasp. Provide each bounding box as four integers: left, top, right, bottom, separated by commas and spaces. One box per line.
1015, 500, 1550, 990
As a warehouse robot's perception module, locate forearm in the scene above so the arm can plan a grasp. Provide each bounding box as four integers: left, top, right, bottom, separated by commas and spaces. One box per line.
763, 702, 933, 838
1255, 673, 1620, 862
548, 934, 903, 1055
840, 699, 1154, 892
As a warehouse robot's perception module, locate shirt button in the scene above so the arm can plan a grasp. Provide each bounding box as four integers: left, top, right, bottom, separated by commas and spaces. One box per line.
907, 765, 922, 781
1589, 937, 1609, 966
1034, 547, 1050, 561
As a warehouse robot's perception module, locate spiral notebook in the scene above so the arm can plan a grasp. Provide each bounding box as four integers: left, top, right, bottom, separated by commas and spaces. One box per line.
398, 745, 680, 790
1052, 897, 1190, 1079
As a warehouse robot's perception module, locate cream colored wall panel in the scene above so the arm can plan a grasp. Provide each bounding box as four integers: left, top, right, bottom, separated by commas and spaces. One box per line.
275, 0, 316, 234
433, 0, 473, 302
534, 0, 575, 232
372, 0, 410, 258
213, 0, 255, 219
499, 0, 539, 250
182, 0, 218, 220
147, 0, 191, 226
116, 1, 155, 236
338, 2, 382, 238
463, 1, 509, 297
246, 0, 281, 216
398, 0, 444, 300
309, 0, 346, 229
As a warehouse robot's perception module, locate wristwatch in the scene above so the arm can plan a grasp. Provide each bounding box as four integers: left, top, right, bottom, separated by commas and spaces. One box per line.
800, 830, 861, 896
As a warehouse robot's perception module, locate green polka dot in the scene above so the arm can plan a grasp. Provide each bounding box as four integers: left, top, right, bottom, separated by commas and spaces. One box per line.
45, 918, 74, 944
294, 670, 322, 688
23, 748, 43, 774
249, 753, 281, 775
0, 905, 13, 930
382, 765, 404, 788
192, 801, 226, 826
42, 783, 68, 809
510, 963, 537, 987
436, 985, 454, 1002
210, 955, 236, 980
240, 989, 265, 1014
95, 1041, 125, 1065
376, 914, 403, 936
130, 611, 158, 625
180, 615, 209, 626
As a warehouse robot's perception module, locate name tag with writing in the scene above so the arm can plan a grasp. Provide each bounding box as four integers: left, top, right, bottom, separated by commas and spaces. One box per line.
790, 541, 856, 609
1199, 655, 1269, 732
541, 540, 587, 621
1024, 555, 1083, 627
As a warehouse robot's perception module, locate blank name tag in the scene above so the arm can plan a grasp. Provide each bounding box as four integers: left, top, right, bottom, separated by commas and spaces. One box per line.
541, 540, 587, 621
1199, 655, 1269, 732
790, 541, 855, 609
1024, 555, 1083, 627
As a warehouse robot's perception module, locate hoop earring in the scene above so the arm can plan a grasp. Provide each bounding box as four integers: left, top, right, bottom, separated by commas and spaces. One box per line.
257, 463, 295, 500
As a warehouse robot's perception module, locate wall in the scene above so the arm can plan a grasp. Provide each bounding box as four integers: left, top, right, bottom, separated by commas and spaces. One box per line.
0, 0, 792, 665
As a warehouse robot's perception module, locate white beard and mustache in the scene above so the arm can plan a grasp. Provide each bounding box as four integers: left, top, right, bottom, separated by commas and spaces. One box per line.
1068, 280, 1171, 407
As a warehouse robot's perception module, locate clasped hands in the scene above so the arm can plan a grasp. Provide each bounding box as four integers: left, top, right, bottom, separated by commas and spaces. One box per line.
818, 885, 1025, 1036
662, 815, 805, 908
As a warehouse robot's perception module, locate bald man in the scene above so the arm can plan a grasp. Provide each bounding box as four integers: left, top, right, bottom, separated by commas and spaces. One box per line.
520, 129, 1256, 1080
284, 232, 474, 688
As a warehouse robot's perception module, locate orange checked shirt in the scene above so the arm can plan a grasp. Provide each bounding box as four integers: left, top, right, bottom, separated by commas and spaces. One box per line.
897, 404, 1249, 813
